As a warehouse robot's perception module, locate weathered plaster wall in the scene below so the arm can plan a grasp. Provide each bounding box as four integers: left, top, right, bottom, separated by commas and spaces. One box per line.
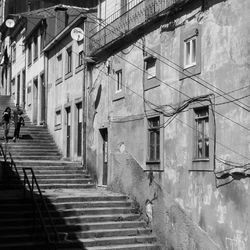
47, 33, 84, 160
88, 0, 250, 249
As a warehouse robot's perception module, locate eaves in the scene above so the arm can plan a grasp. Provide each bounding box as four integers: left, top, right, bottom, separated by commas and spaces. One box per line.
43, 14, 86, 53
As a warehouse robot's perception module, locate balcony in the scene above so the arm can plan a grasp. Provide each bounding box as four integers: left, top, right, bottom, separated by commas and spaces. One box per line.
89, 0, 192, 58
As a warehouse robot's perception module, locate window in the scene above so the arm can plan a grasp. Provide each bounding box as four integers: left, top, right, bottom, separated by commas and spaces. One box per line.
115, 70, 122, 92
40, 29, 45, 52
146, 57, 156, 79
194, 106, 209, 159
28, 42, 32, 66
180, 25, 201, 79
55, 110, 61, 126
22, 36, 25, 54
184, 36, 196, 68
11, 43, 16, 63
147, 116, 160, 162
66, 47, 72, 74
56, 54, 62, 80
78, 50, 83, 67
33, 35, 38, 61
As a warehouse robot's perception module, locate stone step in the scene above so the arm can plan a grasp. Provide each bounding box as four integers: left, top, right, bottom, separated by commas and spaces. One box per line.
63, 235, 157, 248
0, 200, 131, 212
14, 160, 82, 166
19, 173, 88, 179
12, 155, 62, 160
1, 221, 146, 235
48, 195, 128, 203
0, 242, 47, 250
0, 183, 95, 190
0, 227, 151, 243
0, 206, 135, 219
8, 151, 61, 156
0, 213, 140, 227
87, 243, 161, 250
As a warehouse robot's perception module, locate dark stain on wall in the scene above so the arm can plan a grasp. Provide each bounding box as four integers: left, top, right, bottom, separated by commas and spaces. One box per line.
221, 182, 247, 212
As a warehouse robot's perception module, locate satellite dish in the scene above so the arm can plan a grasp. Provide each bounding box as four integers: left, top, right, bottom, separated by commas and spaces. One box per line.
5, 19, 15, 28
71, 27, 84, 42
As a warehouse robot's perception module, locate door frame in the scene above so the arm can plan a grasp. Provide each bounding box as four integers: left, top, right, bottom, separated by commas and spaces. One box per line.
99, 127, 108, 186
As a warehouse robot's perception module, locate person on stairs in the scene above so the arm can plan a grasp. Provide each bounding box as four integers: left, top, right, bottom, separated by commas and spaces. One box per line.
1, 107, 11, 143
13, 103, 23, 142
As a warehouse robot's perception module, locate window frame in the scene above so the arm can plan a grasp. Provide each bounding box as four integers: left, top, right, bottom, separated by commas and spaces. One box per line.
56, 53, 63, 82
27, 42, 32, 66
145, 114, 164, 170
11, 42, 16, 64
145, 57, 157, 79
66, 46, 72, 75
180, 25, 201, 80
190, 99, 215, 171
144, 54, 160, 91
193, 106, 209, 160
55, 107, 62, 130
115, 69, 122, 93
112, 68, 125, 101
184, 35, 197, 69
33, 35, 38, 62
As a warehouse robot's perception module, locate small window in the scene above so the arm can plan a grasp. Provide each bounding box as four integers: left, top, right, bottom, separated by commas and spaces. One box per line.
146, 57, 156, 79
194, 106, 209, 159
11, 43, 16, 63
33, 35, 38, 61
56, 54, 62, 80
147, 116, 160, 162
22, 37, 25, 54
66, 47, 72, 74
78, 50, 83, 67
40, 29, 45, 52
115, 70, 122, 92
180, 25, 201, 79
28, 42, 32, 66
55, 109, 62, 126
184, 36, 196, 69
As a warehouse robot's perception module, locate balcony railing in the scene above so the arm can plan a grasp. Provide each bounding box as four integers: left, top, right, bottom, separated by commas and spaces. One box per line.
90, 0, 188, 55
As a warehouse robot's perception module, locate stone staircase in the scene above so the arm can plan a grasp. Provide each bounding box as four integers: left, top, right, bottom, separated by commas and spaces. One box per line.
0, 95, 161, 250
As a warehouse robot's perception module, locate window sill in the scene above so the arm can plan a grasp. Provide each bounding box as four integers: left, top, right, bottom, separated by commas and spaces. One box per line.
75, 65, 84, 74
192, 158, 209, 162
145, 161, 163, 172
144, 79, 160, 91
55, 78, 63, 85
113, 90, 125, 102
191, 158, 211, 171
65, 71, 73, 80
55, 124, 62, 131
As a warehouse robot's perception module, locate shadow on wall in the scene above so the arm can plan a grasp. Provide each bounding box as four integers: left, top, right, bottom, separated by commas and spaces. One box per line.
0, 160, 87, 250
108, 150, 221, 250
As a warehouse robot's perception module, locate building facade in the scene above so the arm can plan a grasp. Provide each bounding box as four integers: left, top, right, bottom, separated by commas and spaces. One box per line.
44, 14, 95, 161
87, 0, 250, 249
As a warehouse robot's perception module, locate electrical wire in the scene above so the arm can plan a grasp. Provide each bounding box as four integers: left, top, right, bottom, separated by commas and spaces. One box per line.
86, 9, 250, 112
6, 5, 250, 163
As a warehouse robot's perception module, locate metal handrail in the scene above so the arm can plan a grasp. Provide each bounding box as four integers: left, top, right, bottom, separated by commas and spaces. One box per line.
9, 152, 19, 176
23, 167, 59, 249
0, 143, 7, 163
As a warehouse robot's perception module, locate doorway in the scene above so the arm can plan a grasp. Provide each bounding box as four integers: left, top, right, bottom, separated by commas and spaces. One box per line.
22, 70, 26, 109
66, 107, 71, 158
17, 74, 20, 105
100, 128, 108, 185
33, 77, 38, 124
76, 102, 82, 157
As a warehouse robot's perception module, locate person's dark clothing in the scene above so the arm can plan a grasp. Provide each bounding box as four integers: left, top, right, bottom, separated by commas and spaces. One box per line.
13, 106, 23, 141
2, 107, 11, 142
